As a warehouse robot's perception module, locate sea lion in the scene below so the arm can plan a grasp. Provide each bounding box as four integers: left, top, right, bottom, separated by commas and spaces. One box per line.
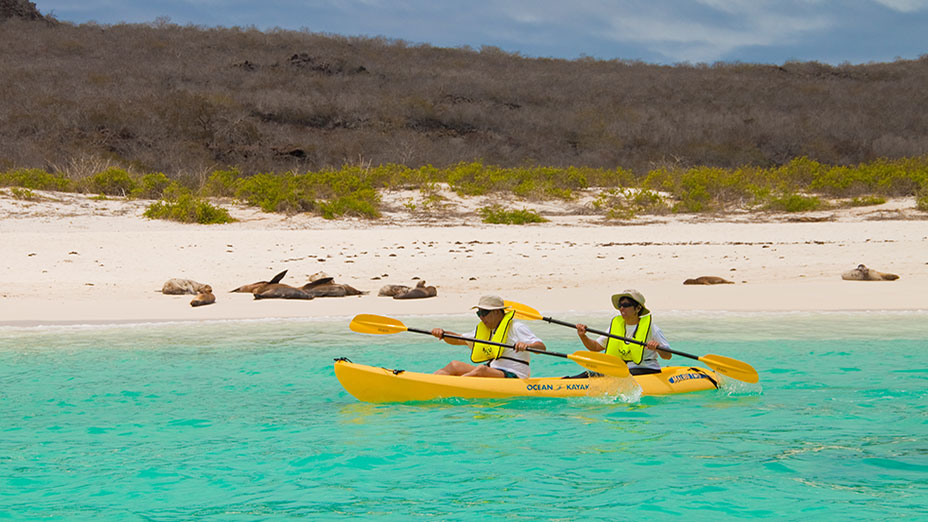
162, 278, 211, 295
301, 271, 367, 297
683, 276, 735, 285
303, 271, 335, 287
230, 269, 288, 293
378, 284, 411, 297
302, 283, 365, 297
393, 280, 437, 299
252, 284, 313, 299
841, 264, 899, 281
190, 285, 216, 307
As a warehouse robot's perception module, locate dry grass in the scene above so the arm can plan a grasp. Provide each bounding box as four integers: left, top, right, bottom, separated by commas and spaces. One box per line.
0, 18, 926, 178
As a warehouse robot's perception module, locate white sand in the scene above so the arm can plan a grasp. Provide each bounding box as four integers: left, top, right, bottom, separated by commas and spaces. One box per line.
1, 189, 926, 326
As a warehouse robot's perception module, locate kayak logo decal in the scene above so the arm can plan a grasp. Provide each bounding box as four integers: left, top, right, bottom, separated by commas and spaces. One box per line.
668, 373, 707, 384
525, 383, 589, 391
564, 383, 589, 390
527, 384, 555, 391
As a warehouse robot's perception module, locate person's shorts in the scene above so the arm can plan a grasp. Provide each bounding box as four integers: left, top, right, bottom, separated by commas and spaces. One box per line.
629, 367, 661, 376
484, 363, 519, 378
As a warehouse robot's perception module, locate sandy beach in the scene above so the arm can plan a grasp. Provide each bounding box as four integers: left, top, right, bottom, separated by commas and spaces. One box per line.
2, 189, 926, 326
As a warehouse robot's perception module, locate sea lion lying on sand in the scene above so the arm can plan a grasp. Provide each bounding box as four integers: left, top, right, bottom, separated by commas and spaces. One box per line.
683, 276, 735, 285
393, 280, 437, 299
253, 284, 313, 300
301, 272, 367, 297
378, 284, 411, 297
230, 270, 288, 293
162, 278, 211, 295
190, 285, 216, 307
841, 264, 899, 281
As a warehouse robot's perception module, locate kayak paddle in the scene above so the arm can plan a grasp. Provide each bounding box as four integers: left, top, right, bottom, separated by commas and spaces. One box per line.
349, 313, 630, 378
504, 301, 759, 383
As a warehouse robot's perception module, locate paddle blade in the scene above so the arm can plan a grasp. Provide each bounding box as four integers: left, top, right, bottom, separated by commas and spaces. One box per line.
504, 300, 543, 321
349, 314, 408, 335
567, 351, 630, 378
700, 354, 759, 383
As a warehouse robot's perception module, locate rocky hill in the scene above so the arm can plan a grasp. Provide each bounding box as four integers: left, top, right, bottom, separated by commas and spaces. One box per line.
1, 4, 925, 177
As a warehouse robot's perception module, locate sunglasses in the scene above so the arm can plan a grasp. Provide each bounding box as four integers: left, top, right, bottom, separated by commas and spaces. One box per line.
618, 301, 638, 308
476, 309, 493, 318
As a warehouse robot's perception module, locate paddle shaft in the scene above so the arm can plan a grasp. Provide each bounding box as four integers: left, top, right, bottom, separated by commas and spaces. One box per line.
544, 316, 702, 361
409, 327, 566, 359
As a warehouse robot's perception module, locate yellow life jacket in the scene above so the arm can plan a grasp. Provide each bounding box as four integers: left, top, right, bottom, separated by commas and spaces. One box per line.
605, 314, 652, 364
470, 311, 515, 363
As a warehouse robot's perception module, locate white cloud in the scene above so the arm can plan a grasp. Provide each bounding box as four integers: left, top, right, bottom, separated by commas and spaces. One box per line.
591, 5, 832, 62
486, 1, 837, 61
871, 0, 928, 12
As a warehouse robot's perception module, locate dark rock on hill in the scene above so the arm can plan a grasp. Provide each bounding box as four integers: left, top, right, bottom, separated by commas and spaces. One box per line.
1, 0, 47, 21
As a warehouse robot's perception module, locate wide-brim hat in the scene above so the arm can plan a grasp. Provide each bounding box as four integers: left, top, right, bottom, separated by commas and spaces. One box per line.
472, 295, 507, 310
611, 289, 650, 316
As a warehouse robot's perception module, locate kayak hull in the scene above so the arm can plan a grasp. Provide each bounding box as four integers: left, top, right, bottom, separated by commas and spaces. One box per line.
334, 359, 719, 403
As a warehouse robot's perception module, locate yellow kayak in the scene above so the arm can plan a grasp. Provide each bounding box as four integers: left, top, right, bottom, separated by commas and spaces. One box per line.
334, 359, 720, 403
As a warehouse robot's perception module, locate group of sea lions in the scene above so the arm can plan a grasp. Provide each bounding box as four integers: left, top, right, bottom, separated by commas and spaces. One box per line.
230, 270, 366, 300
377, 280, 438, 299
161, 269, 438, 307
162, 262, 894, 308
162, 278, 216, 307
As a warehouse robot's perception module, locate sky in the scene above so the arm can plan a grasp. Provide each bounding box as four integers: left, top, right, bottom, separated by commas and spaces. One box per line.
34, 0, 928, 65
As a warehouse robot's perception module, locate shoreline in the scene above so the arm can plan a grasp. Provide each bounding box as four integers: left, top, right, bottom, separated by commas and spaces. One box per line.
2, 191, 926, 326
4, 307, 927, 330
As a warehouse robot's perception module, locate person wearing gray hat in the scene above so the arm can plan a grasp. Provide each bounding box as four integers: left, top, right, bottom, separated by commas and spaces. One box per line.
575, 289, 671, 375
431, 295, 546, 378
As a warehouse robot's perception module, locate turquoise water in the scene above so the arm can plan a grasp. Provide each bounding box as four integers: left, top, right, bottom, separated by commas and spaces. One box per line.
1, 312, 926, 521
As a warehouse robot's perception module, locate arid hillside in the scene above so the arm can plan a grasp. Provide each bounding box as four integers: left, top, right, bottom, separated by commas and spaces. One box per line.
1, 7, 926, 178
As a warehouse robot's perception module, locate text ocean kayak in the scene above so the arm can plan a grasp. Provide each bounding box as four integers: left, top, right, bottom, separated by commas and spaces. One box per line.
334, 359, 720, 402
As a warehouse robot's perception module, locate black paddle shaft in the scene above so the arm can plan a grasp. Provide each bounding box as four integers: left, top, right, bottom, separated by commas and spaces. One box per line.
544, 316, 700, 360
411, 327, 566, 359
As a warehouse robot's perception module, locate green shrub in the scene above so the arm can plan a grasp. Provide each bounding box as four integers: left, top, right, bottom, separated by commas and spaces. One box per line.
916, 193, 928, 212
144, 193, 235, 224
130, 172, 174, 199
848, 195, 886, 207
766, 194, 822, 212
319, 189, 381, 219
9, 187, 39, 200
0, 168, 72, 191
594, 188, 668, 219
444, 163, 594, 199
478, 205, 548, 224
235, 172, 315, 213
593, 189, 636, 219
447, 162, 492, 196
772, 156, 827, 190
84, 168, 137, 196
203, 168, 242, 197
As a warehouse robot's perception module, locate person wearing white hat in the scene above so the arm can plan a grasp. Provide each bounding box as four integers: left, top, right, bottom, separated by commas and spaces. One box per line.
431, 295, 546, 378
575, 289, 671, 375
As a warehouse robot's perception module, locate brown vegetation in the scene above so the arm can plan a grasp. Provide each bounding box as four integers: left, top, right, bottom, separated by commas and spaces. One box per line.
1, 13, 926, 178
